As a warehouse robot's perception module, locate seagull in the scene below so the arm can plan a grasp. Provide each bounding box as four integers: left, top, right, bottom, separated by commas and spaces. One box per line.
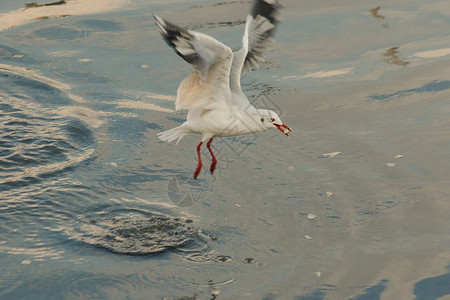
155, 0, 291, 179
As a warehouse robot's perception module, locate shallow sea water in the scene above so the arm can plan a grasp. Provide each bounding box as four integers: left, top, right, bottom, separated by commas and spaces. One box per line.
1, 0, 450, 299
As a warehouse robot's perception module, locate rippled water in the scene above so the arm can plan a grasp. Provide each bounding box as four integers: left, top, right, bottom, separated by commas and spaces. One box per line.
1, 0, 450, 299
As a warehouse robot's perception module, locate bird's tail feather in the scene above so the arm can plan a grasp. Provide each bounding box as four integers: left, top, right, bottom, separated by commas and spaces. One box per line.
157, 125, 189, 144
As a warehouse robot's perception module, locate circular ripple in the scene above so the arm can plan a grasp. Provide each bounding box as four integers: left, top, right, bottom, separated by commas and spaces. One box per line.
136, 263, 239, 289
33, 21, 93, 41
183, 251, 235, 263
0, 69, 95, 192
166, 264, 237, 287
59, 264, 239, 299
0, 66, 97, 265
63, 274, 139, 300
6, 18, 122, 45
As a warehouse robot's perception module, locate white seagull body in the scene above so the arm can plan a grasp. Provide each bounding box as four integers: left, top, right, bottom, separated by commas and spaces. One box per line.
155, 0, 291, 178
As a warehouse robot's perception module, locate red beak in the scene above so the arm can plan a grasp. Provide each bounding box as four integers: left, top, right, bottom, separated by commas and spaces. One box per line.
274, 124, 292, 136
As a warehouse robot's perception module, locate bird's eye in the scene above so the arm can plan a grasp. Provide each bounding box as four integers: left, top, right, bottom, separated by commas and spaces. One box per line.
260, 118, 264, 123
269, 118, 275, 122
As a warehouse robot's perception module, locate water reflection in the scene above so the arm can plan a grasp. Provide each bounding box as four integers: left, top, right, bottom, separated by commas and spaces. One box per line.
0, 71, 95, 189
381, 47, 409, 66
414, 268, 450, 299
368, 80, 450, 101
369, 6, 389, 28
24, 1, 67, 9
369, 6, 385, 20
414, 48, 450, 59
0, 0, 129, 31
0, 64, 97, 272
1, 0, 449, 298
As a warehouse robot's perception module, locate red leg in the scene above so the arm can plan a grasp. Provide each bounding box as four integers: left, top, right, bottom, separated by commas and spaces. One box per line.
193, 141, 203, 179
206, 138, 217, 174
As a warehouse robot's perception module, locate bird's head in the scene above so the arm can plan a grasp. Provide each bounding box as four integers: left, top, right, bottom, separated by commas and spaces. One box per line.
257, 109, 291, 136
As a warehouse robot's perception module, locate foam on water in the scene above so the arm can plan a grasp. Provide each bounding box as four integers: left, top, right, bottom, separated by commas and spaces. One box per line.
70, 208, 207, 255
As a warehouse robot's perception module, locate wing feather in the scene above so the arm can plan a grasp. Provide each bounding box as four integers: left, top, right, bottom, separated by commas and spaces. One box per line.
244, 0, 280, 71
154, 14, 233, 111
154, 14, 232, 80
230, 0, 280, 95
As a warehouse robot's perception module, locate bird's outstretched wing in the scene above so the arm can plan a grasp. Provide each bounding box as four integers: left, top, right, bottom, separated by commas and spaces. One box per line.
244, 0, 279, 71
155, 14, 233, 111
230, 0, 280, 93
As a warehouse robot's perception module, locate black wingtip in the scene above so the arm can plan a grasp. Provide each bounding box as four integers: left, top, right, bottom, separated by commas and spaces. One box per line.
153, 15, 201, 67
153, 13, 160, 23
251, 0, 280, 23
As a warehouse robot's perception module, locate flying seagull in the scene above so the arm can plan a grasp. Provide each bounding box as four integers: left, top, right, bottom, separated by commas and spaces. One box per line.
155, 0, 291, 179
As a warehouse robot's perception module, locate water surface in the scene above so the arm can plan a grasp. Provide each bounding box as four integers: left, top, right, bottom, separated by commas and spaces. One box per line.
1, 0, 450, 299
